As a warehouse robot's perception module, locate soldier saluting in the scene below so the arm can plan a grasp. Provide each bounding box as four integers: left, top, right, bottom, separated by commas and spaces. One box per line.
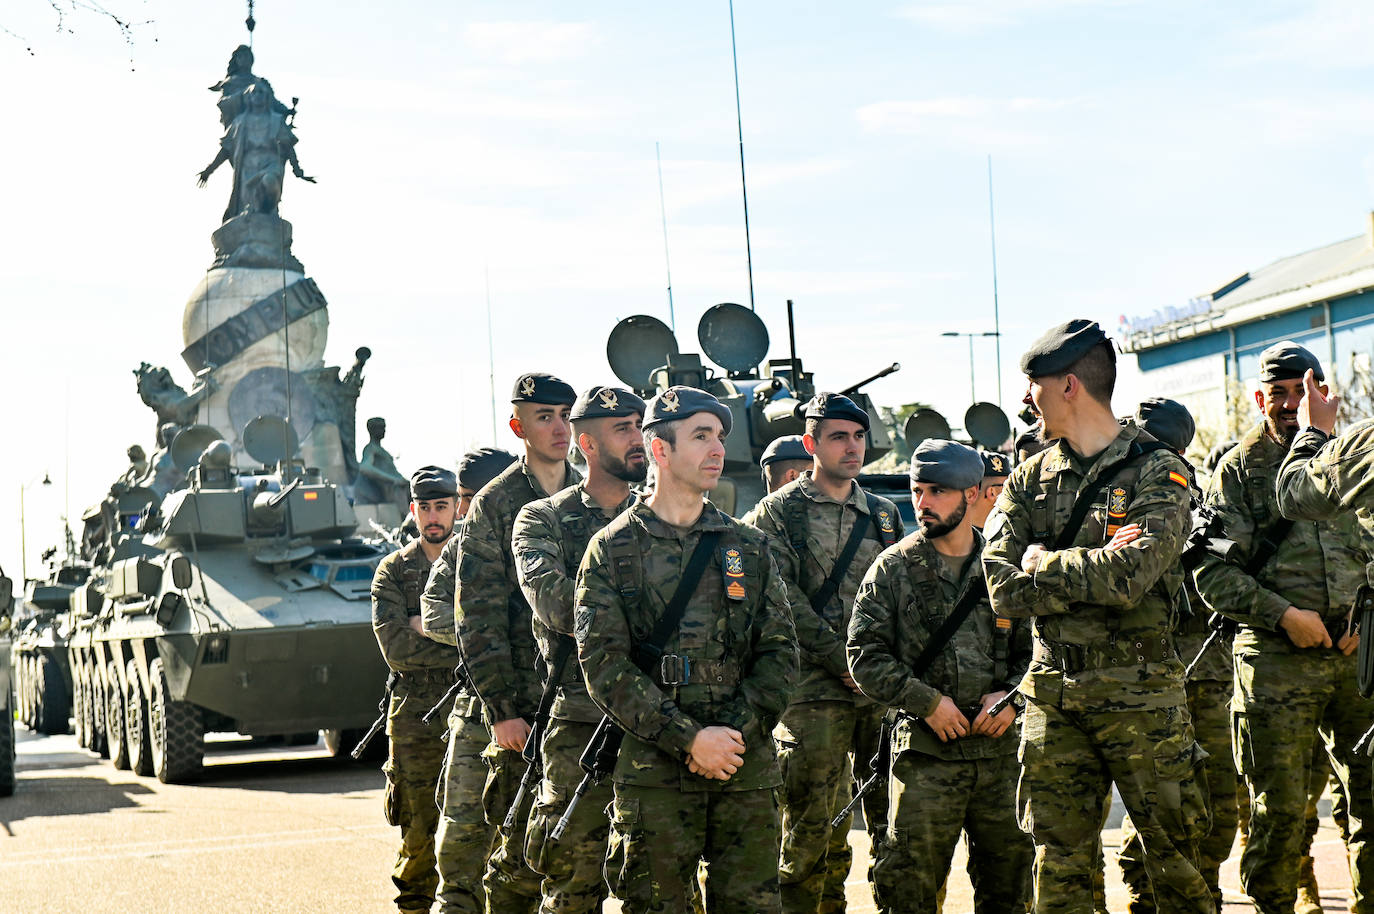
982, 320, 1215, 912
370, 465, 463, 914
574, 386, 798, 913
741, 392, 902, 911
512, 384, 647, 913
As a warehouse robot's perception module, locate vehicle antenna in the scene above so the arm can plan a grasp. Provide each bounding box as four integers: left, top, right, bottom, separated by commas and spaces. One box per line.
486, 265, 498, 442
728, 0, 756, 312
988, 154, 1003, 407
787, 299, 801, 394
656, 141, 676, 332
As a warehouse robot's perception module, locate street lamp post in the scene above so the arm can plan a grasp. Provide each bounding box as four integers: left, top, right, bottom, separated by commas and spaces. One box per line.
941, 331, 1001, 404
19, 473, 52, 583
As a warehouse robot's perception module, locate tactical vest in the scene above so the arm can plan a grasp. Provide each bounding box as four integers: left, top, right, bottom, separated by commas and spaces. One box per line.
902, 543, 1011, 689
779, 488, 899, 603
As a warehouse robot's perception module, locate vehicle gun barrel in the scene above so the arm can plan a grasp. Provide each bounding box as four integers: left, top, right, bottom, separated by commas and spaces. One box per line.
840, 363, 900, 397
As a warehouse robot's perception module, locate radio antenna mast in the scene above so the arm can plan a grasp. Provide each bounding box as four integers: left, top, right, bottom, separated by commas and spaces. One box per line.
656, 142, 676, 332
987, 154, 1004, 407
728, 0, 756, 312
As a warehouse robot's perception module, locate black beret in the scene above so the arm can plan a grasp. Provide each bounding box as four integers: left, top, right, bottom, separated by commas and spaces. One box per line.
643, 386, 733, 435
760, 434, 811, 468
909, 439, 984, 489
1135, 397, 1195, 452
1257, 340, 1324, 383
511, 372, 576, 405
980, 451, 1011, 479
570, 385, 647, 421
457, 447, 515, 492
1020, 319, 1110, 377
802, 391, 870, 432
410, 465, 458, 501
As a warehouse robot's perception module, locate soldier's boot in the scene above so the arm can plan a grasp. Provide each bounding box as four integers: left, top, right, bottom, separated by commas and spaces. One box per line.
1295, 855, 1322, 914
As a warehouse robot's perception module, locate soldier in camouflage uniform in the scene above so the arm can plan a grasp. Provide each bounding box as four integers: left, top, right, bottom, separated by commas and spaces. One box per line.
741, 392, 902, 913
969, 451, 1010, 532
983, 320, 1214, 913
373, 466, 464, 913
513, 384, 646, 913
1113, 398, 1237, 914
574, 386, 798, 914
759, 435, 813, 494
848, 439, 1032, 914
421, 436, 551, 914
1276, 366, 1374, 519
1192, 342, 1373, 914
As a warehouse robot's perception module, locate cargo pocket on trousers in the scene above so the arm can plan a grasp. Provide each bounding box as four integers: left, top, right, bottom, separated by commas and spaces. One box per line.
524, 782, 565, 876
1154, 738, 1212, 843
479, 746, 502, 828
383, 759, 402, 827
604, 796, 652, 906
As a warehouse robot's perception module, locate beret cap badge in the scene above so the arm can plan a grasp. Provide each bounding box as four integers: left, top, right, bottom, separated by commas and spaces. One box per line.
520, 376, 537, 398
597, 389, 619, 411
661, 389, 681, 413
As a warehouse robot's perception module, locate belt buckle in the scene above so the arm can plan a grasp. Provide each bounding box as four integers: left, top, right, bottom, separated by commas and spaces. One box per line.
659, 653, 690, 686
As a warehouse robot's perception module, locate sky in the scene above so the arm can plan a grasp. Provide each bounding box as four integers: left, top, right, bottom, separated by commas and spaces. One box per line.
3, 0, 1374, 577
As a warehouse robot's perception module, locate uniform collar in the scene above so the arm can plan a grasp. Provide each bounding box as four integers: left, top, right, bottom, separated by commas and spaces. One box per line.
517, 455, 576, 498
631, 499, 733, 539
1237, 419, 1289, 466
909, 527, 985, 584
574, 481, 636, 517
1040, 419, 1141, 481
798, 470, 869, 512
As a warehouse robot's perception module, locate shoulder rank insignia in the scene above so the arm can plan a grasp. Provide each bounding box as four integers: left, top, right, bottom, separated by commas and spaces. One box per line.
1106, 486, 1128, 538
520, 375, 537, 398
722, 545, 746, 601
1168, 470, 1188, 488
660, 389, 680, 412
597, 388, 619, 410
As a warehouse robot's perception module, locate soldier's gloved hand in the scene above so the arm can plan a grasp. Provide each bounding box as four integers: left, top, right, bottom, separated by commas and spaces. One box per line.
970, 691, 1016, 738
924, 696, 970, 743
1103, 523, 1142, 552
493, 717, 531, 752
686, 726, 746, 780
1279, 606, 1333, 650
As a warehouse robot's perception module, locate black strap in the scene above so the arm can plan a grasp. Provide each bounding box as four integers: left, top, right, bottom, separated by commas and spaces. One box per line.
632, 530, 722, 671
1053, 440, 1172, 549
521, 635, 577, 763
909, 577, 989, 679
1244, 519, 1295, 577
809, 508, 874, 612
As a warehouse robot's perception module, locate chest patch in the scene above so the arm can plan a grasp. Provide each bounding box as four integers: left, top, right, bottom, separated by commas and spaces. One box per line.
1106, 486, 1128, 538
722, 546, 747, 601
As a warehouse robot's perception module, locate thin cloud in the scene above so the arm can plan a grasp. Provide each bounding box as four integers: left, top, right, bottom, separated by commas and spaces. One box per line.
462, 21, 598, 65
898, 0, 1138, 31
1235, 0, 1374, 69
855, 96, 1074, 147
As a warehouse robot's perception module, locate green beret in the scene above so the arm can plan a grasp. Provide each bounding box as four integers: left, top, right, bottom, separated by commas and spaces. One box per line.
1020, 319, 1110, 377
570, 385, 646, 421
643, 386, 733, 435
909, 439, 983, 489
457, 447, 515, 492
802, 391, 870, 432
1135, 397, 1195, 452
760, 434, 810, 468
980, 451, 1011, 479
1257, 340, 1324, 383
511, 372, 576, 405
410, 465, 458, 501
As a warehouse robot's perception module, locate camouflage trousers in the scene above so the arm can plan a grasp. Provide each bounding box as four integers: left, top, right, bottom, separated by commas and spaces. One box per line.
435, 699, 497, 914
607, 782, 782, 914
774, 699, 883, 914
483, 741, 543, 913
1018, 699, 1213, 914
1234, 647, 1374, 914
523, 718, 611, 914
385, 691, 451, 913
1119, 677, 1238, 912
874, 749, 1031, 914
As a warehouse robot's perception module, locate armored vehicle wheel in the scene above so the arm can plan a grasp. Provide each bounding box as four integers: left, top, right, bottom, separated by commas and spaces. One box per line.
88, 664, 108, 759
25, 657, 40, 730
148, 659, 203, 784
73, 671, 89, 748
0, 695, 14, 797
34, 654, 69, 736
18, 657, 33, 729
106, 660, 130, 771
125, 660, 153, 777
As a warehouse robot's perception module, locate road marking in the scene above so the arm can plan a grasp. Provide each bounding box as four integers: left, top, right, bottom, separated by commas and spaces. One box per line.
0, 825, 395, 867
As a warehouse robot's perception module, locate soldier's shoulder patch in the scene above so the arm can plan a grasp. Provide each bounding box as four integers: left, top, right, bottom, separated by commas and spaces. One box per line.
722, 545, 747, 601
1168, 471, 1188, 487
876, 508, 895, 534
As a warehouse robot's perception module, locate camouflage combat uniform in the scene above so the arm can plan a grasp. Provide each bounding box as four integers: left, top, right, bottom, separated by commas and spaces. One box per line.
741, 471, 901, 912
513, 483, 634, 914
983, 420, 1215, 914
1276, 420, 1374, 521
848, 527, 1033, 913
422, 531, 499, 914
574, 501, 798, 914
457, 458, 575, 913
373, 539, 461, 913
1193, 421, 1374, 913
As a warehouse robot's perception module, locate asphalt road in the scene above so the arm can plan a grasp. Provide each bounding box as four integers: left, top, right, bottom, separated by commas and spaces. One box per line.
1, 726, 1353, 912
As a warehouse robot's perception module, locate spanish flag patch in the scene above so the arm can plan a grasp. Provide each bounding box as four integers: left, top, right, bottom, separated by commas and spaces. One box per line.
1168, 471, 1188, 487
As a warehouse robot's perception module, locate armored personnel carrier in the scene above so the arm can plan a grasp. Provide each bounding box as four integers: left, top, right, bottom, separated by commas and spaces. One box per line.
66, 419, 390, 783
11, 545, 88, 737
0, 570, 16, 796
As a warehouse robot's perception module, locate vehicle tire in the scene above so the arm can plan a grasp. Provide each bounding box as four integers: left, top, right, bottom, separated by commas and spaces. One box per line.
90, 661, 109, 759
148, 659, 202, 784
35, 654, 70, 736
125, 659, 153, 777
73, 668, 89, 748
0, 696, 14, 797
106, 660, 130, 771
322, 727, 384, 762
18, 656, 33, 730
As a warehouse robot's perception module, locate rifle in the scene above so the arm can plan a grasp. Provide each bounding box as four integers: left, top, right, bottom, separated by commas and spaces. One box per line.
1185, 612, 1237, 679
500, 639, 576, 835
420, 661, 469, 725
550, 715, 623, 841
830, 710, 896, 829
352, 670, 399, 760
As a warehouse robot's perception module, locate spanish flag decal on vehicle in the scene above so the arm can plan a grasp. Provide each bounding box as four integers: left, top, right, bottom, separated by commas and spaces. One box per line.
1168, 471, 1188, 487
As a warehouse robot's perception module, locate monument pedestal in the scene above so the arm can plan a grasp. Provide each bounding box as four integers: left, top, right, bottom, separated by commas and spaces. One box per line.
211, 213, 306, 272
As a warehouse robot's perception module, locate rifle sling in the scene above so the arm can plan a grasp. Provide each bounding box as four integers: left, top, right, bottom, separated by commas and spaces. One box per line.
632, 530, 723, 672
1243, 519, 1295, 578
908, 577, 989, 681
809, 500, 877, 612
